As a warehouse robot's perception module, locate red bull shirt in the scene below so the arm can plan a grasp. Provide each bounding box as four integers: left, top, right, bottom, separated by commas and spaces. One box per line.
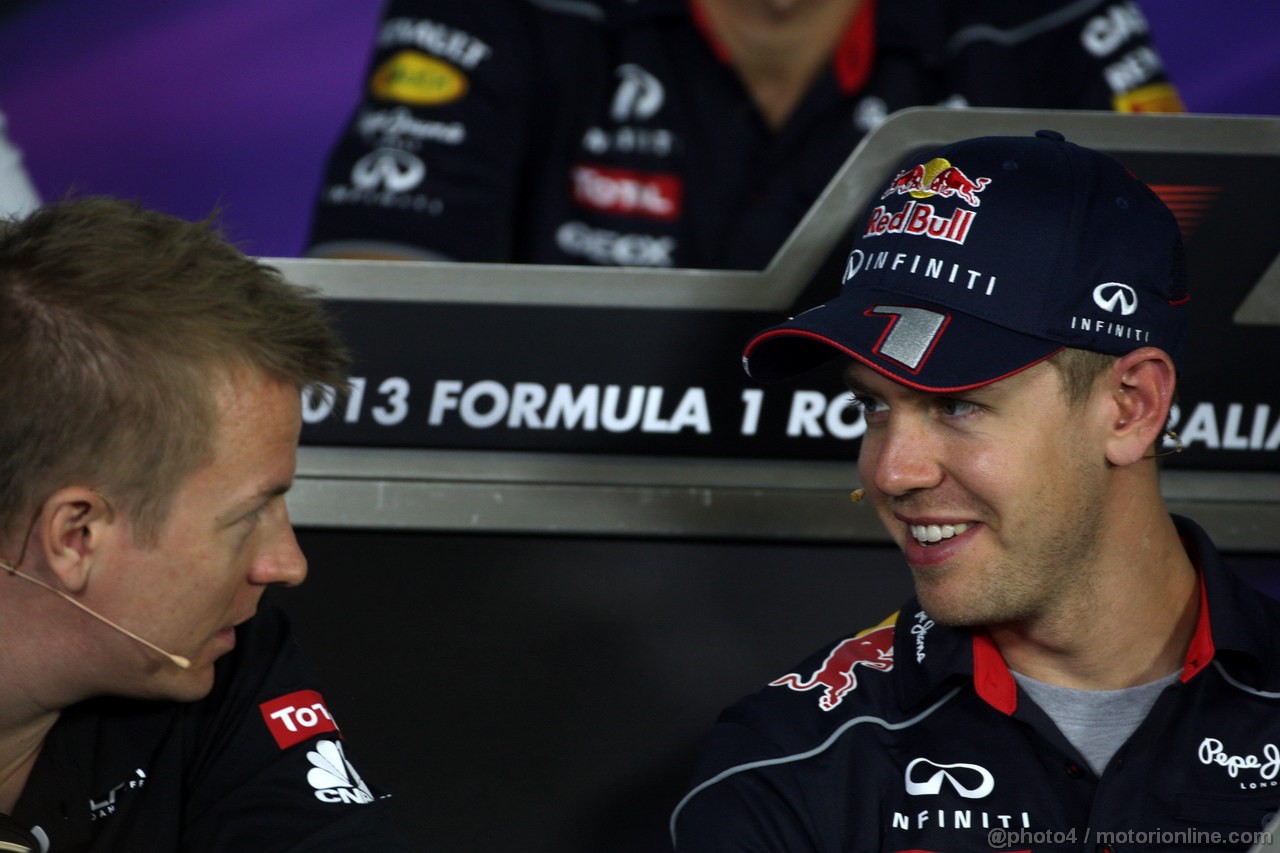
672, 516, 1280, 852
307, 0, 1182, 270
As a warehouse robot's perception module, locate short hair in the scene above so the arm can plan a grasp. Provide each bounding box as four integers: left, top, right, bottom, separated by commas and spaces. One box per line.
0, 197, 349, 543
1046, 347, 1116, 407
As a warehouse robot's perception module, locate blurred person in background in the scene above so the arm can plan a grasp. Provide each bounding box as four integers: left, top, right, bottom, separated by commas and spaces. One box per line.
307, 0, 1182, 269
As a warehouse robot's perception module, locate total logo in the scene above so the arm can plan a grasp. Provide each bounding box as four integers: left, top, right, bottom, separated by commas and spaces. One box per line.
308, 740, 375, 805
905, 757, 995, 799
770, 624, 894, 711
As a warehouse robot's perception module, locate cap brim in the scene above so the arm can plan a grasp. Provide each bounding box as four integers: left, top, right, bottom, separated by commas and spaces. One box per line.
743, 289, 1063, 393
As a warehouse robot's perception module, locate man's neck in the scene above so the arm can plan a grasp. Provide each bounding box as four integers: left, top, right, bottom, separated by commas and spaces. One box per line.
694, 0, 865, 130
989, 505, 1199, 690
0, 711, 56, 814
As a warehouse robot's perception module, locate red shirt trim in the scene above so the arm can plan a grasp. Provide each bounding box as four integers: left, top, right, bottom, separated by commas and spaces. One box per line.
834, 0, 877, 94
1180, 557, 1214, 682
687, 0, 878, 93
972, 630, 1018, 715
971, 549, 1212, 709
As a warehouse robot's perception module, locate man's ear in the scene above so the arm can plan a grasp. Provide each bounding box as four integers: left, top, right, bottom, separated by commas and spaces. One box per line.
37, 487, 117, 593
1105, 347, 1177, 467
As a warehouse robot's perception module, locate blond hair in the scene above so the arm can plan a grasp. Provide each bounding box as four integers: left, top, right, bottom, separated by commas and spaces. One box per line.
0, 198, 348, 542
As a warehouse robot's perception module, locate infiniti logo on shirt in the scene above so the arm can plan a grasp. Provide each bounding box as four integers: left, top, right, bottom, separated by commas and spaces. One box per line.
905, 757, 995, 799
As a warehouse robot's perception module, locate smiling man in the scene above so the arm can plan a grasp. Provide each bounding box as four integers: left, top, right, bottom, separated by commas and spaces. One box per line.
671, 132, 1280, 851
0, 198, 410, 850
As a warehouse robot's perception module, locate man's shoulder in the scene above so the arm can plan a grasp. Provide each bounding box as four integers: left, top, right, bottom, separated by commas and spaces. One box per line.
716, 612, 910, 750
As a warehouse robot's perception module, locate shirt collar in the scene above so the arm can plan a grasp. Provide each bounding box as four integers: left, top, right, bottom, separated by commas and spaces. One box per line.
894, 514, 1280, 715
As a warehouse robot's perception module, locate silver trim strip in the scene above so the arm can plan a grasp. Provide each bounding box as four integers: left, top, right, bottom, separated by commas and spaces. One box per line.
946, 0, 1102, 55
668, 686, 963, 847
1213, 661, 1280, 700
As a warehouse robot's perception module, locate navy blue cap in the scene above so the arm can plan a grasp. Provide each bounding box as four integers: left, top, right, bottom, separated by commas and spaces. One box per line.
743, 131, 1190, 391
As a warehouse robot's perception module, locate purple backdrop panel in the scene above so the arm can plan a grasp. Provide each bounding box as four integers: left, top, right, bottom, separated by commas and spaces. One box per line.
0, 0, 381, 255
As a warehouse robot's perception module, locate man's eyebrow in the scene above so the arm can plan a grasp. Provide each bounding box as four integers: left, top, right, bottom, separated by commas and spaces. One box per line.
844, 378, 873, 395
842, 368, 877, 396
221, 482, 293, 524
262, 481, 293, 499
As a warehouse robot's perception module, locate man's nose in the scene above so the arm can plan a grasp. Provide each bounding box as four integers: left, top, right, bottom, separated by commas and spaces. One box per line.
250, 507, 308, 588
863, 414, 945, 498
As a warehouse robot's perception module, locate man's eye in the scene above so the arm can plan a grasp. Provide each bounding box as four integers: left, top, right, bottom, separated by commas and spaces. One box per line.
847, 393, 887, 415
941, 399, 980, 417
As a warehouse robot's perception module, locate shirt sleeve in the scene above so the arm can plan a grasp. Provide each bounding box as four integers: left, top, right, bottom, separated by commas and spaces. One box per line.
305, 0, 537, 261
941, 0, 1185, 113
178, 607, 414, 852
671, 721, 825, 853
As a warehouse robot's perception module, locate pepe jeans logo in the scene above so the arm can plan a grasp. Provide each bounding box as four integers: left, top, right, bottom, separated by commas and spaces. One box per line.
905, 757, 995, 799
1092, 282, 1138, 315
912, 610, 934, 663
1198, 737, 1280, 789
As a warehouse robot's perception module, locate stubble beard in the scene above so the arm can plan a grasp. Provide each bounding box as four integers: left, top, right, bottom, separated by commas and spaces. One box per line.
911, 465, 1107, 629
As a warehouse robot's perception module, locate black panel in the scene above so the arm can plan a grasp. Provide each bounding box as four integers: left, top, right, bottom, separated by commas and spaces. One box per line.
272, 530, 1279, 851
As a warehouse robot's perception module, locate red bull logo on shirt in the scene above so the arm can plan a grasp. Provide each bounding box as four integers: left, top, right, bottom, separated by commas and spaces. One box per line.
770, 622, 896, 711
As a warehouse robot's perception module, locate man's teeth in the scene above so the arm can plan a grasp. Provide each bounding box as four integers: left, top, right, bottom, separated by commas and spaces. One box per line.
909, 523, 972, 545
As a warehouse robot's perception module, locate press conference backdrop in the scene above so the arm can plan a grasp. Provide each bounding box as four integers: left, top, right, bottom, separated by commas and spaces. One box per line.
1, 4, 1278, 846
263, 110, 1280, 851
2, 0, 1279, 258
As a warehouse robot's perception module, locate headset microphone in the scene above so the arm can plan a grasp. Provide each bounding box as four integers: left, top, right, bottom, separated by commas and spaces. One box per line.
0, 559, 192, 670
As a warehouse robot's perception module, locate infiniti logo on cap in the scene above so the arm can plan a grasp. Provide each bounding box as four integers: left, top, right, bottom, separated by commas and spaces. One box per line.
1093, 282, 1138, 315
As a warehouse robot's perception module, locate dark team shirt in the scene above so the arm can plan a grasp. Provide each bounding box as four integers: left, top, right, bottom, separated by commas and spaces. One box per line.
307, 0, 1182, 269
11, 608, 411, 852
671, 516, 1280, 851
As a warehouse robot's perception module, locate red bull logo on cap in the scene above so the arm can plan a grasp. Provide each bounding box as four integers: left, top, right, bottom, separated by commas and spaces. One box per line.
881, 158, 991, 207
869, 158, 992, 246
770, 623, 895, 711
